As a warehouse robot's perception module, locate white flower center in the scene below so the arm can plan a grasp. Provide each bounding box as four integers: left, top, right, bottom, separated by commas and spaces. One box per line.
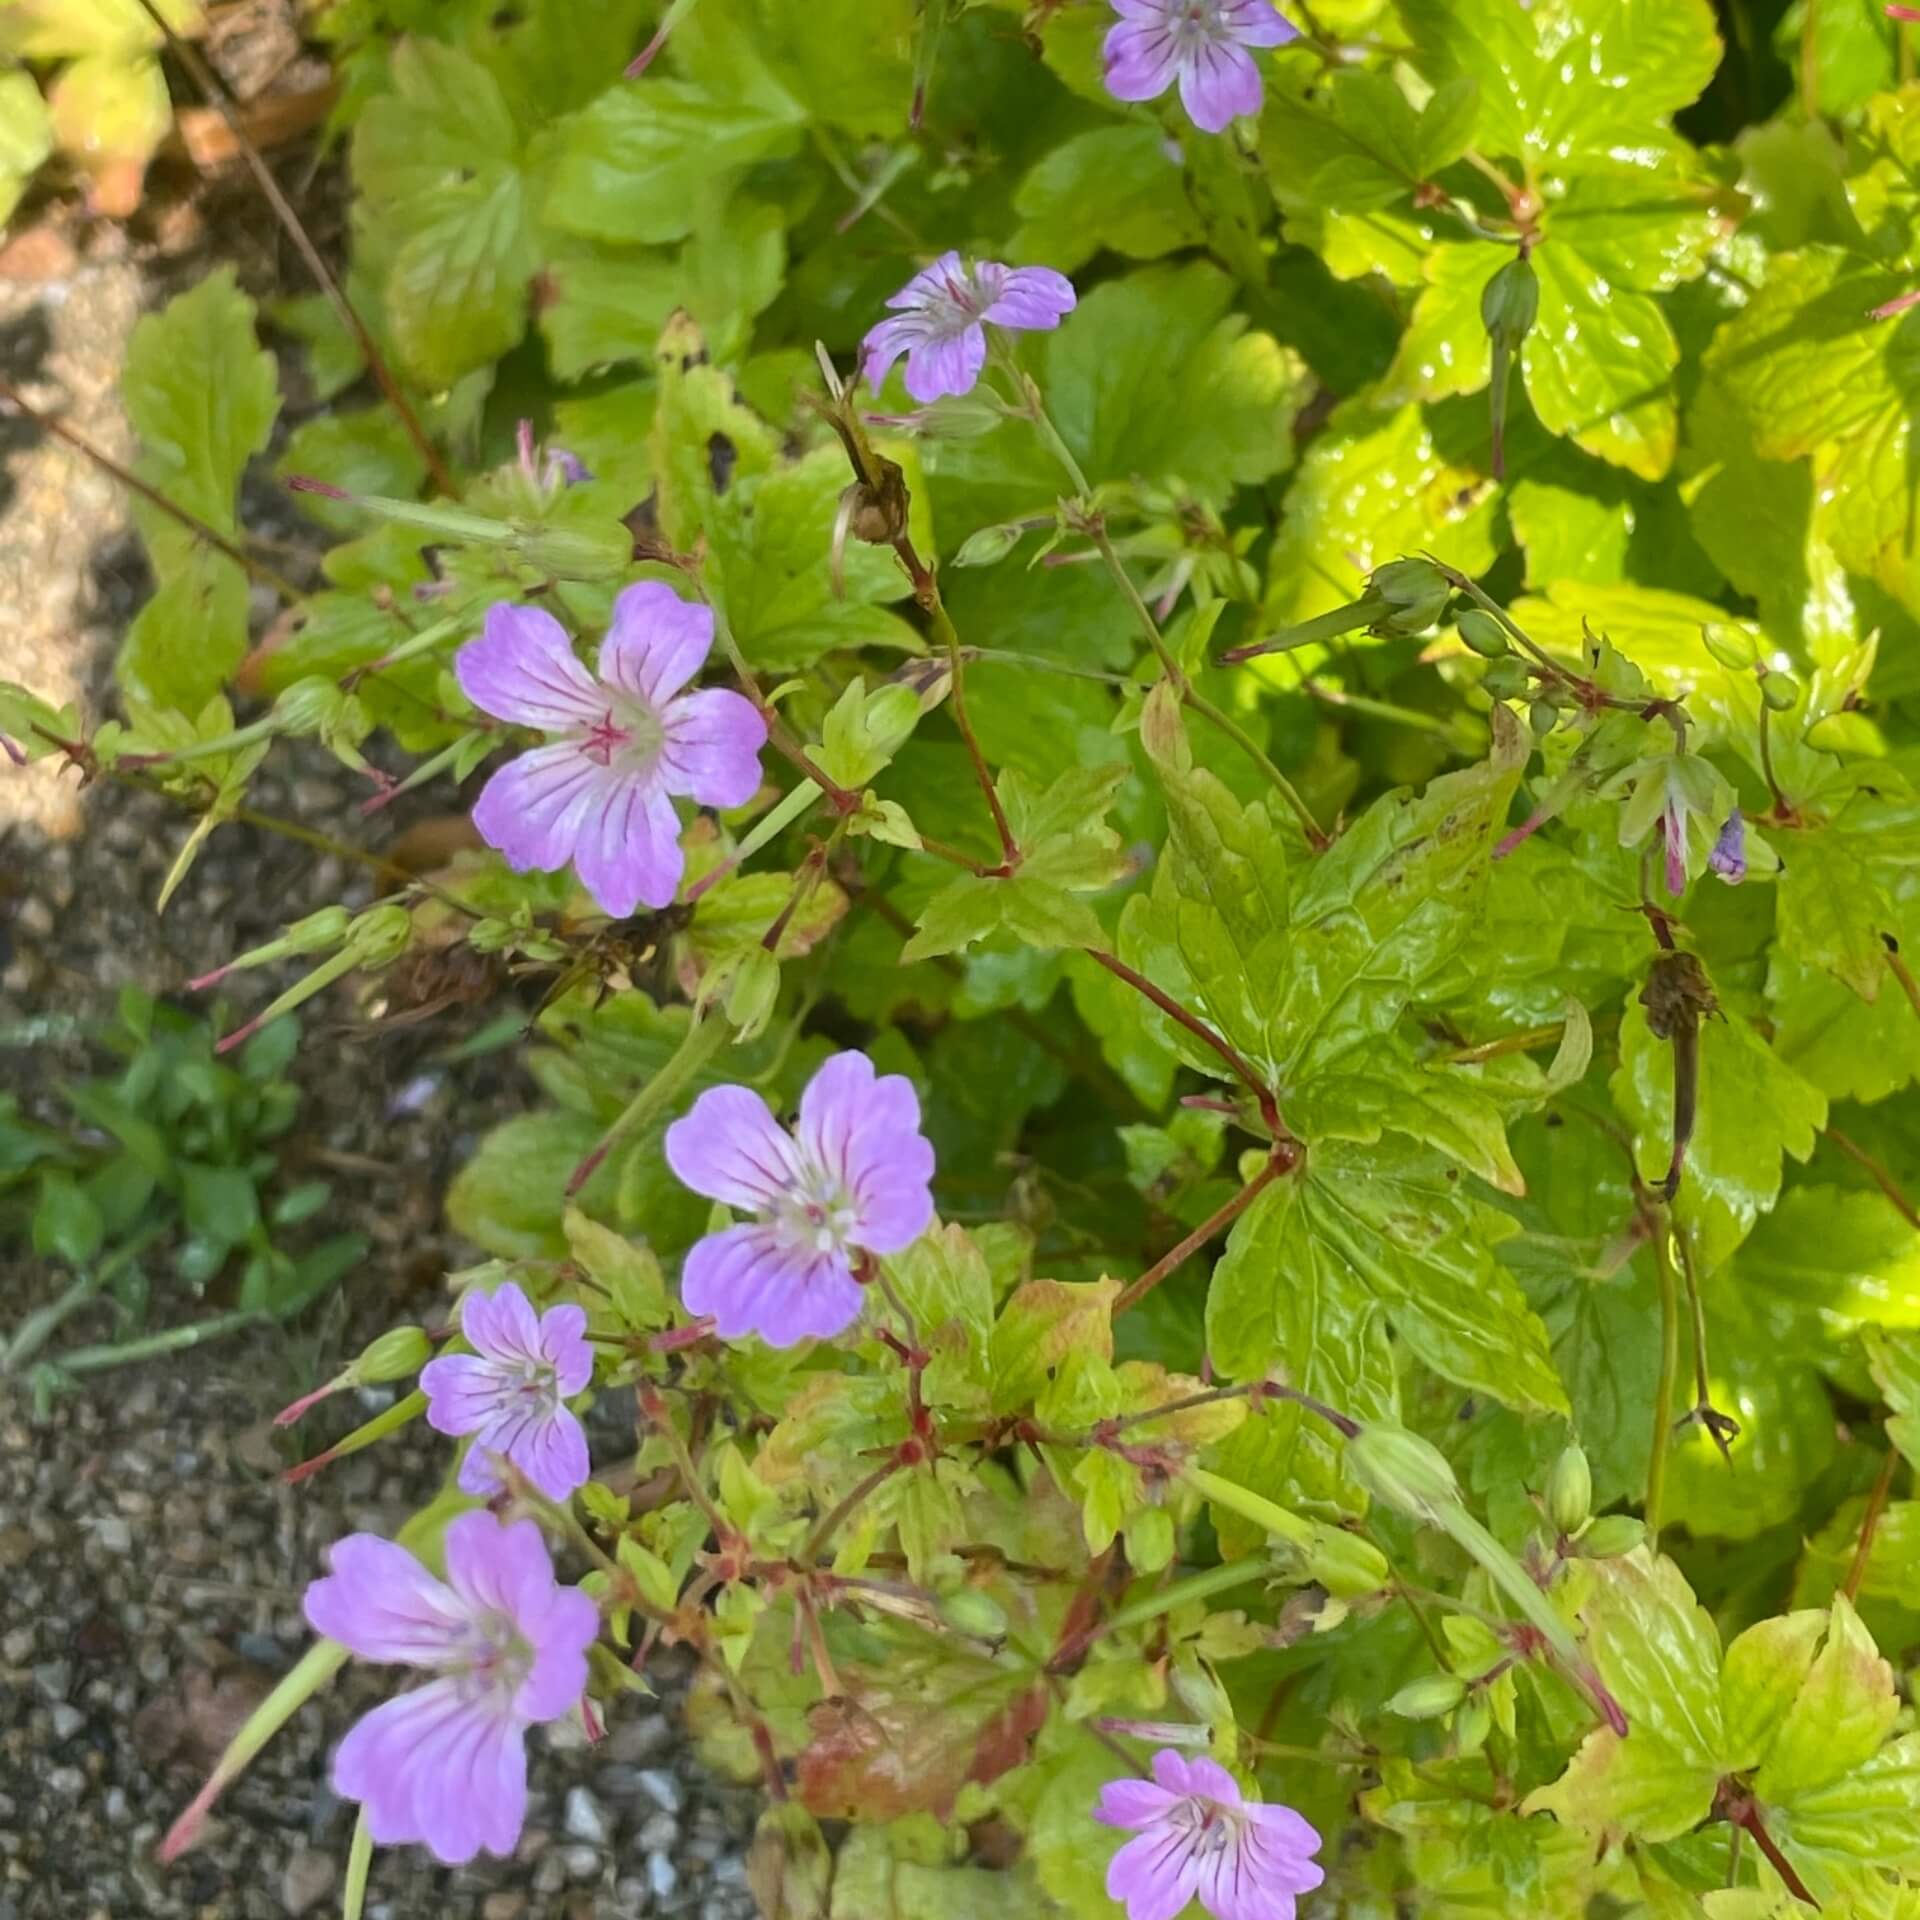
1176, 1, 1228, 50
456, 1607, 534, 1705
1172, 1795, 1244, 1860
772, 1160, 862, 1257
575, 690, 664, 774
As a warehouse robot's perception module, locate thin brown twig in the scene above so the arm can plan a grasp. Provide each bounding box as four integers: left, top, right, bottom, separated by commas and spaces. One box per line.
0, 379, 301, 601
1114, 1157, 1288, 1314
131, 0, 459, 500
1844, 1444, 1901, 1603
1826, 1125, 1920, 1231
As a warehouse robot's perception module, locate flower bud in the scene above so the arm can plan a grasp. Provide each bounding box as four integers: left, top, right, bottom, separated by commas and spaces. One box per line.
1453, 1693, 1492, 1755
347, 903, 413, 968
1701, 623, 1759, 671
1305, 1526, 1390, 1599
352, 1325, 431, 1384
938, 1586, 1010, 1639
1366, 558, 1451, 638
1480, 255, 1540, 347
1388, 1673, 1467, 1720
187, 907, 353, 991
953, 522, 1025, 568
1480, 656, 1530, 701
1546, 1444, 1592, 1537
724, 947, 780, 1041
1456, 610, 1509, 658
1577, 1514, 1645, 1558
1529, 699, 1558, 737
1760, 671, 1800, 713
1346, 1423, 1462, 1524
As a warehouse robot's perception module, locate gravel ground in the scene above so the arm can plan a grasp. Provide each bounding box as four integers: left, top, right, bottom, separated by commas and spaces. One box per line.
0, 215, 761, 1919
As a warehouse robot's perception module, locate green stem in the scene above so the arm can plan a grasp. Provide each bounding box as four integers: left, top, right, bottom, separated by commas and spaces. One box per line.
566, 1009, 732, 1197
1095, 1558, 1273, 1641
1647, 1222, 1682, 1547
341, 1808, 373, 1920
2, 1221, 172, 1375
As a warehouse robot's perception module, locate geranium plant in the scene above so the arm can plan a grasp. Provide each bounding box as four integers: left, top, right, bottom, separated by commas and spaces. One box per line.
12, 0, 1920, 1914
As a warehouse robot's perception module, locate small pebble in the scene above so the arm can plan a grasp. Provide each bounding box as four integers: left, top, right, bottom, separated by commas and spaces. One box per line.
49, 1702, 83, 1740
32, 1660, 72, 1701
646, 1851, 678, 1902
480, 1896, 529, 1920
563, 1785, 609, 1846
562, 1844, 602, 1882
636, 1811, 677, 1854
636, 1768, 682, 1814
280, 1845, 338, 1916
48, 1766, 85, 1796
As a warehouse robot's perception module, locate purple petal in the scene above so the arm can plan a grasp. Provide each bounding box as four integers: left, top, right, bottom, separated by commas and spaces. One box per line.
462, 1282, 544, 1365
794, 1052, 935, 1255
1095, 1776, 1180, 1830
1179, 38, 1263, 131
863, 314, 927, 392
660, 687, 767, 808
303, 1534, 466, 1665
570, 779, 685, 919
455, 1400, 591, 1502
664, 1085, 803, 1211
1195, 1835, 1302, 1920
514, 1584, 600, 1722
333, 1682, 525, 1864
539, 1301, 594, 1395
421, 1353, 509, 1439
1222, 0, 1300, 47
1106, 1825, 1201, 1920
1151, 1748, 1201, 1795
980, 265, 1077, 332
1105, 19, 1181, 103
470, 742, 608, 876
903, 325, 987, 404
456, 604, 603, 731
1242, 1821, 1326, 1896
1709, 807, 1747, 883
1179, 1754, 1244, 1807
1243, 1800, 1323, 1858
679, 1224, 864, 1347
886, 249, 966, 313
600, 582, 714, 706
442, 1513, 555, 1626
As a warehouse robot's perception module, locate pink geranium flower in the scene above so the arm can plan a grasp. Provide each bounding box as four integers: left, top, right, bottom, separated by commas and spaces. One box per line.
1096, 1750, 1324, 1920
304, 1512, 598, 1865
1104, 1, 1299, 134
663, 1051, 935, 1347
454, 583, 766, 919
862, 251, 1076, 403
421, 1282, 593, 1502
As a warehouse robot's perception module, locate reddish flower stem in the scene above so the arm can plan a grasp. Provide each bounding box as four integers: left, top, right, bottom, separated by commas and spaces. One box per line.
1825, 1124, 1920, 1231
1844, 1443, 1901, 1603
1113, 1155, 1290, 1314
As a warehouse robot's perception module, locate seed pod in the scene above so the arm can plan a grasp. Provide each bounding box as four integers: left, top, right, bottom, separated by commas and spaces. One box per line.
347, 903, 414, 968
1546, 1444, 1592, 1537
954, 522, 1024, 568
1480, 255, 1539, 481
1457, 610, 1509, 658
1453, 1693, 1492, 1755
1306, 1526, 1391, 1599
1701, 623, 1759, 671
1530, 699, 1558, 737
1388, 1673, 1468, 1720
1367, 557, 1451, 638
271, 677, 349, 736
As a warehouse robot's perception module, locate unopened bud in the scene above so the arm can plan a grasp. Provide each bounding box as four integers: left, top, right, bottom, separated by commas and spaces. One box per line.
954, 522, 1024, 568
1388, 1673, 1467, 1720
1546, 1444, 1592, 1537
1346, 1423, 1462, 1524
1305, 1526, 1390, 1599
1578, 1515, 1645, 1558
1529, 699, 1558, 737
353, 1325, 431, 1384
938, 1587, 1009, 1639
346, 904, 412, 968
724, 947, 779, 1041
1760, 671, 1800, 713
1481, 255, 1540, 347
1456, 610, 1509, 658
1702, 623, 1759, 671
1366, 557, 1450, 638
